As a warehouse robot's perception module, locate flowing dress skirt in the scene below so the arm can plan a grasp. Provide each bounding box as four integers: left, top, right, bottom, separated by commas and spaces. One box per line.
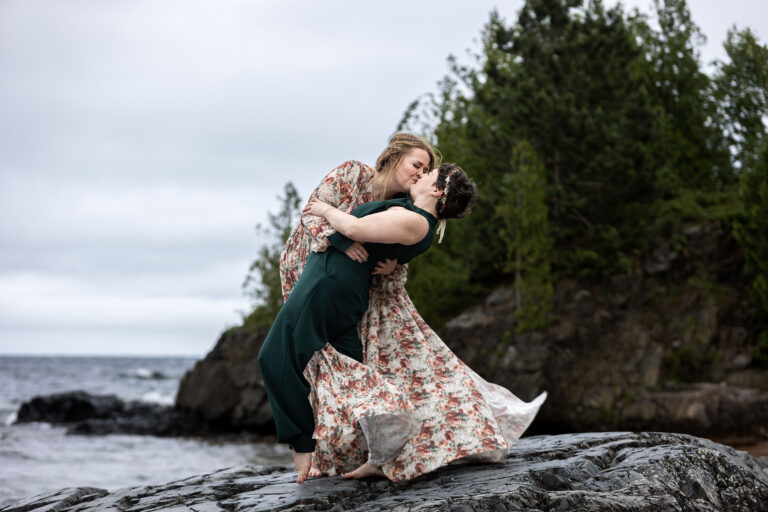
303, 277, 547, 481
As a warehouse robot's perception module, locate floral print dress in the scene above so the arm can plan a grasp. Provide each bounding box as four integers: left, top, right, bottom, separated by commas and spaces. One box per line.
278, 160, 547, 482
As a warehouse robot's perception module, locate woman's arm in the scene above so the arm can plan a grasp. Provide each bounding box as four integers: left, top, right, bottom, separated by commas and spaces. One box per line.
279, 161, 374, 300
299, 161, 373, 251
304, 198, 429, 245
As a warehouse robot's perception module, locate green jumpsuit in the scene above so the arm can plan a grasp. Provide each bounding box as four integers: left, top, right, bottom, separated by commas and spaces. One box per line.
257, 196, 437, 452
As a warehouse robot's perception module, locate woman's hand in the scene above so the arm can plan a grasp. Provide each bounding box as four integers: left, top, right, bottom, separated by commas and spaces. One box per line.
372, 258, 397, 275
303, 198, 333, 217
345, 242, 368, 263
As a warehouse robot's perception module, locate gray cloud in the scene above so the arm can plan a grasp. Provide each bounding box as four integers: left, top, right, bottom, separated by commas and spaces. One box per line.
1, 0, 765, 355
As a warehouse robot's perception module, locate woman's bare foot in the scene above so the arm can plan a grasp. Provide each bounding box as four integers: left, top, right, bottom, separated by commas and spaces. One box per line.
308, 466, 322, 478
292, 449, 312, 483
341, 462, 386, 479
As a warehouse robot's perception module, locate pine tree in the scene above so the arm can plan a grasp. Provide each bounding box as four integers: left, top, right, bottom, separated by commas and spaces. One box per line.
713, 27, 768, 172
497, 141, 553, 331
242, 182, 302, 326
399, 0, 764, 325
635, 0, 732, 192
465, 0, 660, 275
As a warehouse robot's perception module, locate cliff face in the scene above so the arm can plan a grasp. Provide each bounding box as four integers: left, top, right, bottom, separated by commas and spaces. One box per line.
441, 222, 768, 441
175, 221, 768, 442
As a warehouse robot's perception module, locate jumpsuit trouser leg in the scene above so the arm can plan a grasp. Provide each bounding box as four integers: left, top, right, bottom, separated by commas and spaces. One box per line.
258, 288, 364, 453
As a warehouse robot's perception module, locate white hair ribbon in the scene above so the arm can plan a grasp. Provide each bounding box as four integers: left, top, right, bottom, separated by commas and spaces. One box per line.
436, 219, 447, 243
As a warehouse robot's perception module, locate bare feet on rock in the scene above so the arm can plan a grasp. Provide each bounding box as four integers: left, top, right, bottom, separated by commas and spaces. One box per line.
292, 449, 312, 483
341, 462, 386, 479
309, 466, 323, 478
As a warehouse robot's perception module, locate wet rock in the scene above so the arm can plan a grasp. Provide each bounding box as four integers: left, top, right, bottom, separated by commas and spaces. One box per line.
16, 391, 123, 423
175, 324, 275, 433
1, 487, 108, 512
3, 432, 767, 512
14, 391, 211, 437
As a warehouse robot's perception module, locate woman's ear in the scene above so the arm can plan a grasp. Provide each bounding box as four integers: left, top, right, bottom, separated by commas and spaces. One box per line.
431, 187, 443, 198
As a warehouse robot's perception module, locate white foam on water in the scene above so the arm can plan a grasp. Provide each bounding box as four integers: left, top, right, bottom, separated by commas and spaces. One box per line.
4, 411, 17, 426
135, 368, 154, 379
140, 391, 174, 405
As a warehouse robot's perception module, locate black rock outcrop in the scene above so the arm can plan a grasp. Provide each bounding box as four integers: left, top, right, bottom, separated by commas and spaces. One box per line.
15, 390, 212, 437
3, 432, 767, 511
175, 323, 274, 434
17, 390, 123, 424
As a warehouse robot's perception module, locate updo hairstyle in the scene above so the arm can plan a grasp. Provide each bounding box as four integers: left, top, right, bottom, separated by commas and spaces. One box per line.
434, 163, 478, 220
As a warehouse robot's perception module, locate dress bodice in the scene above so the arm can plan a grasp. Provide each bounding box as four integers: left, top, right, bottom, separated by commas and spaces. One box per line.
327, 195, 437, 273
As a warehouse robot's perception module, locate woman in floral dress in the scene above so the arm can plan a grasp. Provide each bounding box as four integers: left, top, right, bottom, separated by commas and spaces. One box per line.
279, 134, 547, 482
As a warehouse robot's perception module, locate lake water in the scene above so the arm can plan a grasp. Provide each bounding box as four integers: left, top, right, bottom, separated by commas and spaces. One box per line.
0, 355, 292, 508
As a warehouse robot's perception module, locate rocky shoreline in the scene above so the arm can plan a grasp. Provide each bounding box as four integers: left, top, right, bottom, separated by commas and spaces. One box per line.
14, 390, 220, 438
3, 432, 768, 512
165, 223, 768, 452
14, 389, 768, 460
9, 220, 768, 509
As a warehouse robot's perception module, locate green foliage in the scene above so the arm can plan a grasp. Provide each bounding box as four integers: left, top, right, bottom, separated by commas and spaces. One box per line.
753, 330, 768, 368
450, 0, 664, 278
663, 344, 716, 383
496, 141, 553, 332
405, 215, 487, 329
664, 311, 717, 382
648, 186, 743, 243
734, 143, 768, 343
394, 0, 763, 327
242, 182, 302, 326
712, 27, 768, 171
634, 0, 733, 193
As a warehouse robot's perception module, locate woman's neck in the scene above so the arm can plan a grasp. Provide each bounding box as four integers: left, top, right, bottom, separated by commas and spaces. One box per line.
370, 169, 406, 200
375, 181, 404, 200
412, 196, 438, 218
371, 181, 387, 200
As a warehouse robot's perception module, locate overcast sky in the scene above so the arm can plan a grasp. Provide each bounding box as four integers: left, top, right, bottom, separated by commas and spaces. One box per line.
1, 1, 766, 357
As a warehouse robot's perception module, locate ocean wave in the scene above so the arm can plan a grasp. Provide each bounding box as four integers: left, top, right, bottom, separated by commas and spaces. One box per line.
4, 410, 18, 426
120, 368, 168, 380
140, 391, 174, 406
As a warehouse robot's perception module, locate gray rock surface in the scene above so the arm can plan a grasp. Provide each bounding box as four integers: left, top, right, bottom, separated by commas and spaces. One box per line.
3, 432, 768, 512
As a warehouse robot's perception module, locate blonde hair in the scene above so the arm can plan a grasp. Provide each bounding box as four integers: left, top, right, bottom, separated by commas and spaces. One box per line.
372, 133, 439, 200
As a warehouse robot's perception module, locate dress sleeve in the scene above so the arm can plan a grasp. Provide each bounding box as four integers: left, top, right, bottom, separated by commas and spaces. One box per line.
279, 160, 374, 301
301, 162, 359, 254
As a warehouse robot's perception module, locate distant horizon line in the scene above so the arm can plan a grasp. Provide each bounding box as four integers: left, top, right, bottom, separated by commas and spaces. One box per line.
0, 352, 202, 358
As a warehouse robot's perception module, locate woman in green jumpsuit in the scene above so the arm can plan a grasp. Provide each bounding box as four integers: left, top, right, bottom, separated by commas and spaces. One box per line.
257, 163, 477, 482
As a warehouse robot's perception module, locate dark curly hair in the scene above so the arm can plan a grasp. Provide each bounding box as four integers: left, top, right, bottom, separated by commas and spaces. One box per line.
434, 163, 477, 220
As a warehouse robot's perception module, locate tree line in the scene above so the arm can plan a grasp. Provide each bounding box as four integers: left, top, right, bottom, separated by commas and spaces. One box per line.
400, 0, 767, 338
243, 0, 768, 358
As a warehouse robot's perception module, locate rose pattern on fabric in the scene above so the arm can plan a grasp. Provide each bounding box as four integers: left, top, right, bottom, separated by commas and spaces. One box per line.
279, 160, 547, 482
279, 160, 376, 302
